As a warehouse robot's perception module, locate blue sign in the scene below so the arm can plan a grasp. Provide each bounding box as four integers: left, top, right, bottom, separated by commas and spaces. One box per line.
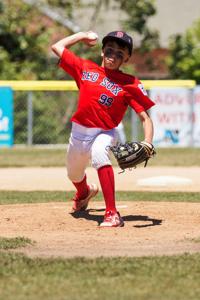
0, 87, 14, 147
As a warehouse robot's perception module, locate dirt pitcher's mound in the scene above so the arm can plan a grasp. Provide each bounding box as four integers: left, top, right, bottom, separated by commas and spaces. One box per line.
1, 201, 200, 258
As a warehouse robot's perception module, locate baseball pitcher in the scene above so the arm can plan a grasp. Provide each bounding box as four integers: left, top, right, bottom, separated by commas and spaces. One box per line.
51, 30, 155, 227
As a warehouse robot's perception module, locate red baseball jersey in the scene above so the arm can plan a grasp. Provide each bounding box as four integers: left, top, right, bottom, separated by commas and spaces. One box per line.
59, 48, 155, 130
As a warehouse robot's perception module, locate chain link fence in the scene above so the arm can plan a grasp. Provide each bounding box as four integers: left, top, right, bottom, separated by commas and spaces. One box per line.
14, 90, 79, 145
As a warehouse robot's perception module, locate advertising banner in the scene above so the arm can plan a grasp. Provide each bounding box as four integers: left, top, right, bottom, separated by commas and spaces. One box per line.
149, 87, 193, 147
0, 87, 14, 147
193, 86, 200, 147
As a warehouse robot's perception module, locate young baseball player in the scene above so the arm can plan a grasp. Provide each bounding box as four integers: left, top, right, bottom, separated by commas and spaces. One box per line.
52, 30, 155, 227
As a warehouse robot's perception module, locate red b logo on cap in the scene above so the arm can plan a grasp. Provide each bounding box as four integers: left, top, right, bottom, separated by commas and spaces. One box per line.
116, 31, 124, 38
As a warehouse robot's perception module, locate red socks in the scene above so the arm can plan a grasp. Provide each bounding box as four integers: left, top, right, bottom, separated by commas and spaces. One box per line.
72, 175, 88, 200
97, 165, 117, 213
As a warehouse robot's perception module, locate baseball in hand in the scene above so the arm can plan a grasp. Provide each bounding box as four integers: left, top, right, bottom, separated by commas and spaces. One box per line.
87, 32, 98, 45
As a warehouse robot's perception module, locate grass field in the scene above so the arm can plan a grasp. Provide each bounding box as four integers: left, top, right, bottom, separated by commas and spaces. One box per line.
0, 191, 200, 205
0, 251, 199, 300
0, 148, 199, 299
1, 147, 200, 167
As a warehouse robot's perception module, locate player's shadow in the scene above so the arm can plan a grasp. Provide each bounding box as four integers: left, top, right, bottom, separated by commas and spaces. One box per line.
123, 215, 162, 228
70, 209, 162, 227
70, 208, 104, 225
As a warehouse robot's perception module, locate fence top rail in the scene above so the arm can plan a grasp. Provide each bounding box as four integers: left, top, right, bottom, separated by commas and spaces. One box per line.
0, 80, 77, 91
0, 80, 196, 91
143, 80, 196, 89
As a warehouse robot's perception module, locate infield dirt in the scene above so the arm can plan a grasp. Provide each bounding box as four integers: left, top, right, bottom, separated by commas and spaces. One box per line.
0, 201, 200, 258
0, 166, 200, 191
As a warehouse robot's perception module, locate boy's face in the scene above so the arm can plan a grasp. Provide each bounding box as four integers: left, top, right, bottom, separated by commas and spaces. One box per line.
101, 41, 130, 70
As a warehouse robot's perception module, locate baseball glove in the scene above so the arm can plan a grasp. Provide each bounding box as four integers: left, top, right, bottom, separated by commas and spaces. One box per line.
109, 141, 156, 172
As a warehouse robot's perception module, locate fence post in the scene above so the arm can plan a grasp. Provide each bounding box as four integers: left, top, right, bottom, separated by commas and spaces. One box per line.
131, 110, 138, 141
190, 88, 194, 146
27, 91, 33, 146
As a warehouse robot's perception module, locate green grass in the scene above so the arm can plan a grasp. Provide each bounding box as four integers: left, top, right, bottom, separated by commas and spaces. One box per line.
0, 252, 199, 300
151, 147, 200, 166
0, 191, 199, 205
0, 147, 200, 167
0, 237, 33, 250
0, 148, 66, 167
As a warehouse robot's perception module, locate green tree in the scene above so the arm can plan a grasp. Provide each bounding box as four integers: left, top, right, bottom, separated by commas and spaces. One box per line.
0, 0, 60, 80
46, 0, 81, 18
115, 0, 159, 51
168, 19, 200, 83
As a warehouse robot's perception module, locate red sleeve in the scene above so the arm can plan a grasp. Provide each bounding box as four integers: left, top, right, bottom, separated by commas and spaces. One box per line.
124, 79, 155, 113
59, 48, 84, 88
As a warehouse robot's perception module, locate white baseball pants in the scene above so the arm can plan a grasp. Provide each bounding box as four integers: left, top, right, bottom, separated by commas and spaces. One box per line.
66, 122, 117, 182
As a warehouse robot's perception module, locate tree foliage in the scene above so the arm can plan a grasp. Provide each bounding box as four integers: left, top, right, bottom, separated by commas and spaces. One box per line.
168, 19, 200, 83
0, 0, 49, 79
46, 0, 81, 18
114, 0, 159, 51
0, 0, 78, 80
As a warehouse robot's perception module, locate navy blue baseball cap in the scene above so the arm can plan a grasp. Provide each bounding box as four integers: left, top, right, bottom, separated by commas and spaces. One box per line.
102, 31, 133, 55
